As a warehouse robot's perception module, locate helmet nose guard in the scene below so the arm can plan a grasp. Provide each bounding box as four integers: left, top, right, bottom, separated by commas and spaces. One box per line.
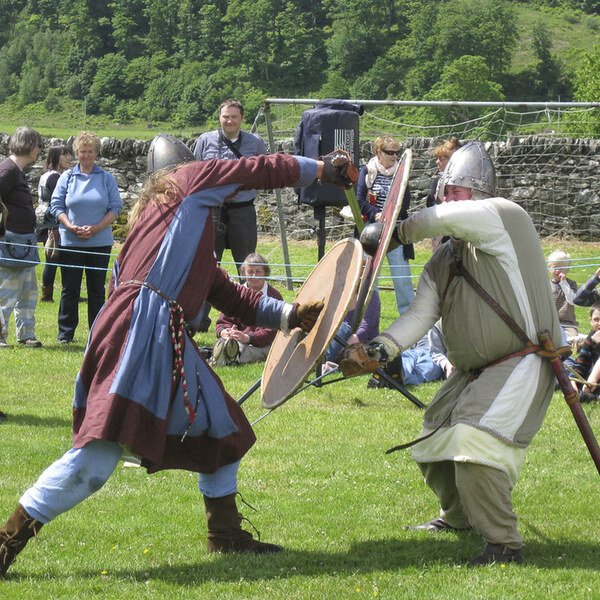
147, 134, 196, 174
436, 141, 496, 202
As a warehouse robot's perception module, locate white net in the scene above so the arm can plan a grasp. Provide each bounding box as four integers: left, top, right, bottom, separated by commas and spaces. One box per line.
244, 99, 600, 286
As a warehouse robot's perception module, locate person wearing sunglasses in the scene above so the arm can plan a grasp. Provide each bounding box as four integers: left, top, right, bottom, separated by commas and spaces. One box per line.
355, 135, 414, 315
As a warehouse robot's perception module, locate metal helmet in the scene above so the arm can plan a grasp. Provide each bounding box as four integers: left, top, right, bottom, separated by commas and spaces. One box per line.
436, 141, 496, 202
147, 134, 195, 173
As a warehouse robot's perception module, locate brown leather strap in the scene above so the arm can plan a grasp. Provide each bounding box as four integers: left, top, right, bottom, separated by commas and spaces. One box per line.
388, 254, 563, 454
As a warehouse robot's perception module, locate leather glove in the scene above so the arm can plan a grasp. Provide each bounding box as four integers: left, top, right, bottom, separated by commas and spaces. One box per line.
319, 150, 359, 189
289, 300, 324, 332
340, 343, 387, 378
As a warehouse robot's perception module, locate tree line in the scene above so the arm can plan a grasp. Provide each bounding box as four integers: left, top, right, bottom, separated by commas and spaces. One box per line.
0, 0, 598, 128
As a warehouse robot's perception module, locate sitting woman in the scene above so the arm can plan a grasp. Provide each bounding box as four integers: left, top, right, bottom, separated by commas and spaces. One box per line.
210, 253, 283, 366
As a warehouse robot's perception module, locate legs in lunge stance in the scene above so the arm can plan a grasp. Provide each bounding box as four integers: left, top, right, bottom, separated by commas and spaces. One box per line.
0, 441, 281, 578
408, 460, 523, 566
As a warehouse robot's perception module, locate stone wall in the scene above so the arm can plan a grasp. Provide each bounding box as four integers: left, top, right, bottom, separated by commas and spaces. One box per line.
2, 133, 599, 241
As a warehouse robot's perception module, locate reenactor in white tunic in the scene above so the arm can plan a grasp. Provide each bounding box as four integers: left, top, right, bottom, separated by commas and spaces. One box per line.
342, 141, 562, 565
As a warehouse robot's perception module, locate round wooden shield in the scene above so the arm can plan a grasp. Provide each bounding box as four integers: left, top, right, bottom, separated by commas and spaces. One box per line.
261, 238, 363, 409
351, 149, 412, 330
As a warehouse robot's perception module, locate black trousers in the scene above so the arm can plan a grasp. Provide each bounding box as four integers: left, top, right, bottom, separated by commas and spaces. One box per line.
213, 201, 257, 268
57, 245, 111, 341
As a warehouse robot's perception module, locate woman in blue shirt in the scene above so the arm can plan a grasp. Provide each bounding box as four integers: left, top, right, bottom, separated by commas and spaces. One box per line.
50, 131, 122, 344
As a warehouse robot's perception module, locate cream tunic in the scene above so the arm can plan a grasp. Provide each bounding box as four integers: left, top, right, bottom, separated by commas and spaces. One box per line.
375, 198, 561, 483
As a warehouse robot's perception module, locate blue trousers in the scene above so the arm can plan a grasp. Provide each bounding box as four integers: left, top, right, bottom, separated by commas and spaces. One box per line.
385, 246, 414, 315
20, 440, 240, 524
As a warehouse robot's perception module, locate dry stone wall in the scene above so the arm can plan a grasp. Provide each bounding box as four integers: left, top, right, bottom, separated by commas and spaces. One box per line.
2, 133, 599, 241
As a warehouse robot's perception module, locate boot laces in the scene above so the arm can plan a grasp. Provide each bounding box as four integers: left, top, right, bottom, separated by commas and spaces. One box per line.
235, 492, 262, 541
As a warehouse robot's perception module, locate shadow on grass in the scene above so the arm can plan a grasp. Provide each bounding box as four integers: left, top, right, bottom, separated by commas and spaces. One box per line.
74, 537, 600, 584
1, 412, 71, 428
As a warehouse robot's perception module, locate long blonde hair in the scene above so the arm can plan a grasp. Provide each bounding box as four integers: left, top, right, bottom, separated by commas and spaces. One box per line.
127, 169, 180, 231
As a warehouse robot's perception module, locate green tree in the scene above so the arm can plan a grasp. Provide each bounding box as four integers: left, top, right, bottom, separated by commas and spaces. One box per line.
0, 0, 27, 47
270, 4, 327, 94
88, 52, 129, 112
433, 0, 517, 80
530, 20, 569, 100
324, 0, 400, 81
412, 55, 505, 128
145, 0, 180, 55
572, 43, 600, 101
195, 3, 226, 66
562, 38, 600, 137
111, 0, 148, 59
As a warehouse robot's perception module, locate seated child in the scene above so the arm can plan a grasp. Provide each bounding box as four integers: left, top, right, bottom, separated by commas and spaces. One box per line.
548, 250, 582, 345
571, 302, 600, 402
210, 253, 282, 366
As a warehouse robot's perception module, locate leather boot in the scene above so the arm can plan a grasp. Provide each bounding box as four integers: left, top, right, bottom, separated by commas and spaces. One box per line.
468, 542, 523, 566
203, 493, 282, 554
0, 504, 43, 579
40, 286, 54, 303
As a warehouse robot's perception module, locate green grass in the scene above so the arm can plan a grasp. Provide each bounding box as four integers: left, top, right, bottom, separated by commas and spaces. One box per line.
1, 237, 600, 599
0, 99, 208, 141
511, 4, 600, 74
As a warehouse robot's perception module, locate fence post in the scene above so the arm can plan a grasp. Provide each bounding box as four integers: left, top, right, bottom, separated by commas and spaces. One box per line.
264, 101, 294, 291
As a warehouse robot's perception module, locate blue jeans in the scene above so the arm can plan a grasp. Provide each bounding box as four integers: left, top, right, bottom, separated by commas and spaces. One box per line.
385, 246, 414, 315
325, 321, 352, 362
401, 349, 443, 385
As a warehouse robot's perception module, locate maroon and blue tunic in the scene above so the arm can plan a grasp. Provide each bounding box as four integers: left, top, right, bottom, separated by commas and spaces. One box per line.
71, 154, 315, 474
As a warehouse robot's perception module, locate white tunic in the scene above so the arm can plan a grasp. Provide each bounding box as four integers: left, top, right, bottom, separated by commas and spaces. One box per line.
375, 198, 561, 483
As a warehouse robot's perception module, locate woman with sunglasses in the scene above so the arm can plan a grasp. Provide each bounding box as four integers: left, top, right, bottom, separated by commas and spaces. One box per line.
356, 135, 414, 314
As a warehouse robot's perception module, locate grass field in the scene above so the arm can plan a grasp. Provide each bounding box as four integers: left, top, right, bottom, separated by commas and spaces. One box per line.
1, 237, 599, 599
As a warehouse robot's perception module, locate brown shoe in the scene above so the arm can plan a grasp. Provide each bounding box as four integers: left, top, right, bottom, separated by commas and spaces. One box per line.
404, 517, 471, 532
40, 286, 54, 303
0, 504, 43, 579
203, 493, 282, 554
468, 542, 523, 566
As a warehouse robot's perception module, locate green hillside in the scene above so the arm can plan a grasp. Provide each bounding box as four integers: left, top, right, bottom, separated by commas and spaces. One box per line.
512, 5, 600, 73
0, 0, 599, 136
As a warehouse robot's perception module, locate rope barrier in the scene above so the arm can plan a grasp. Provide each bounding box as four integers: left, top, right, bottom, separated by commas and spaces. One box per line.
3, 240, 600, 282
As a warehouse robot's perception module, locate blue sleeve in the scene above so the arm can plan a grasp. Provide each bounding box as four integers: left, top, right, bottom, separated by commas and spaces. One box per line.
256, 135, 267, 155
105, 172, 123, 217
256, 294, 287, 330
574, 275, 600, 307
292, 156, 318, 188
